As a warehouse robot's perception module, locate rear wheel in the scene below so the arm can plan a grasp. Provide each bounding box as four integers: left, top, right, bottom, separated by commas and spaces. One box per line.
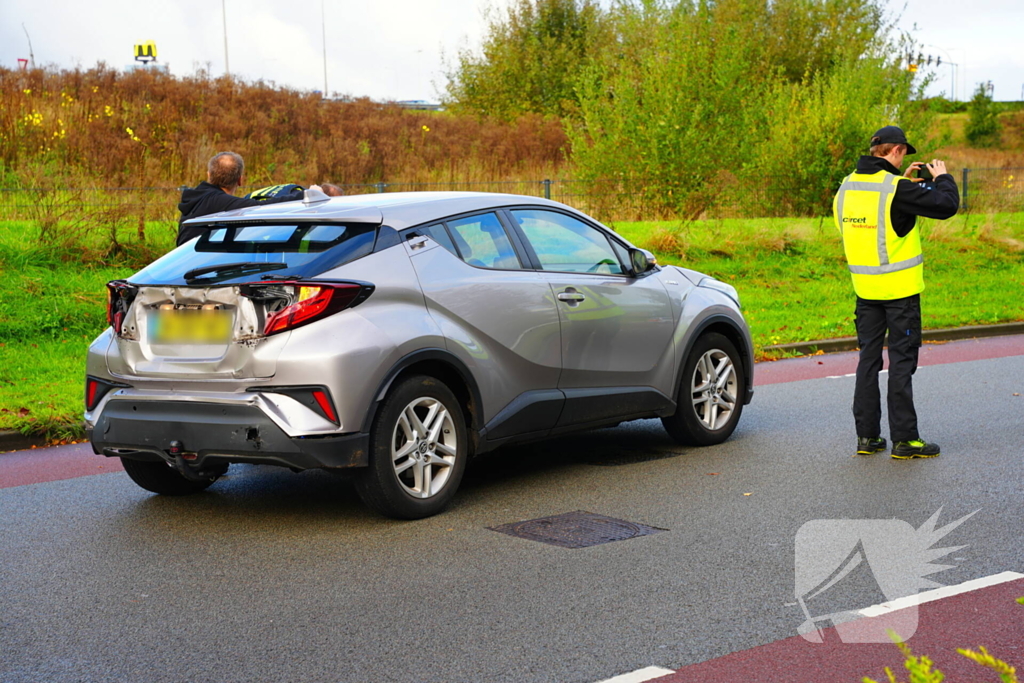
662, 332, 745, 446
355, 375, 467, 519
120, 457, 219, 495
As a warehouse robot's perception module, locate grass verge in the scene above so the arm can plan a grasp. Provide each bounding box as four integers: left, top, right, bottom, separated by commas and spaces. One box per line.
1, 212, 1022, 438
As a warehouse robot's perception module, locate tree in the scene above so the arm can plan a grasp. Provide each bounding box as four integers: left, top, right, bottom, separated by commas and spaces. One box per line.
443, 0, 611, 120
568, 0, 917, 217
965, 84, 1001, 148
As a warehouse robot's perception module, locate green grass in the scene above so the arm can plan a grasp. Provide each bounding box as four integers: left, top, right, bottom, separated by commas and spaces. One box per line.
610, 212, 1024, 348
1, 212, 1023, 438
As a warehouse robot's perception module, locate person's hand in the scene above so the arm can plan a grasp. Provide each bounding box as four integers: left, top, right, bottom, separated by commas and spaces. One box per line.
928, 160, 948, 177
904, 162, 925, 182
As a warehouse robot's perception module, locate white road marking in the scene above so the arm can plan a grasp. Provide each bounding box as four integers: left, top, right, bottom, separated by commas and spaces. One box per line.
594, 666, 676, 683
858, 571, 1024, 617
826, 370, 888, 379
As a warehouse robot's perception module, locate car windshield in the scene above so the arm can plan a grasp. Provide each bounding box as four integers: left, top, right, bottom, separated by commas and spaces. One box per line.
130, 222, 377, 285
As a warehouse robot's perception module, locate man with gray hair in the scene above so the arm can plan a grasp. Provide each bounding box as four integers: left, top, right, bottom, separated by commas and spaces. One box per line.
176, 151, 312, 246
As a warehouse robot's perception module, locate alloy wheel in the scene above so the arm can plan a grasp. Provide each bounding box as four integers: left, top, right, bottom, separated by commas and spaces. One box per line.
691, 348, 737, 431
391, 396, 457, 499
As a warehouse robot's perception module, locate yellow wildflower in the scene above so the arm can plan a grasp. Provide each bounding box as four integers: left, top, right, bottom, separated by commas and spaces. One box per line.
422, 125, 430, 132
104, 105, 113, 117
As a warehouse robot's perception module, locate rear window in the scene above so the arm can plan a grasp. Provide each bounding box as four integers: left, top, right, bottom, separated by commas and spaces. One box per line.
130, 222, 377, 285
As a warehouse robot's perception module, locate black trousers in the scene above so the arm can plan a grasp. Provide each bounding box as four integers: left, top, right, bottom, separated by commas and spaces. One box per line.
853, 294, 922, 442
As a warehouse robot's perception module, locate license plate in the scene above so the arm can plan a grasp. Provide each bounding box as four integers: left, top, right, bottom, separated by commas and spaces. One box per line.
149, 309, 233, 344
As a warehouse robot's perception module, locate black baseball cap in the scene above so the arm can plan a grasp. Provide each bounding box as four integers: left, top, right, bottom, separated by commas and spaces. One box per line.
870, 126, 917, 154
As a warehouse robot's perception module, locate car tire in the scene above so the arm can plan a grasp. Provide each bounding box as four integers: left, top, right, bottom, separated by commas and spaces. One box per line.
662, 332, 745, 446
355, 374, 468, 520
120, 457, 219, 495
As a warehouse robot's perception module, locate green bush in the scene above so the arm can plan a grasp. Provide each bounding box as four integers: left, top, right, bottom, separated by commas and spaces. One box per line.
565, 0, 926, 217
965, 84, 1002, 147
442, 0, 612, 120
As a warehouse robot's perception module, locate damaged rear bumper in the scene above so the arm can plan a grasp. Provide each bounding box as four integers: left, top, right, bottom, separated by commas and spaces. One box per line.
90, 400, 368, 470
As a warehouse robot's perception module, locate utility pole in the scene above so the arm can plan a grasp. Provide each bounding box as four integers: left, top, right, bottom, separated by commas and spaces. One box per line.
222, 0, 230, 76
925, 45, 958, 102
321, 0, 328, 97
22, 24, 35, 67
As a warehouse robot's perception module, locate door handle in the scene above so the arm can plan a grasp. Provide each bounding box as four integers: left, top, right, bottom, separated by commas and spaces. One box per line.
407, 235, 430, 250
557, 288, 586, 303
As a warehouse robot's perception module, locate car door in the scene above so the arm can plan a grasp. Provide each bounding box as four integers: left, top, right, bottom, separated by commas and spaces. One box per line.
403, 212, 564, 438
505, 208, 677, 427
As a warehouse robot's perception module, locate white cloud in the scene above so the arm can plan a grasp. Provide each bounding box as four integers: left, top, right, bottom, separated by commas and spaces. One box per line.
0, 0, 499, 100
2, 0, 1020, 101
895, 0, 1024, 101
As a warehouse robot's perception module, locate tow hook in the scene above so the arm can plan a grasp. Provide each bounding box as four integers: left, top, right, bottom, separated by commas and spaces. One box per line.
168, 440, 220, 482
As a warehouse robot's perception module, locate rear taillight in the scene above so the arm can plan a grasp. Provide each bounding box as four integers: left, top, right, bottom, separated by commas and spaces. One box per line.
311, 389, 338, 423
86, 379, 99, 409
247, 385, 340, 425
106, 280, 137, 334
85, 376, 131, 411
258, 281, 373, 336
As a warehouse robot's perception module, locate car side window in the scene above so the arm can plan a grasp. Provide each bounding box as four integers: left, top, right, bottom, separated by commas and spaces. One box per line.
418, 223, 459, 257
445, 213, 523, 270
511, 209, 624, 275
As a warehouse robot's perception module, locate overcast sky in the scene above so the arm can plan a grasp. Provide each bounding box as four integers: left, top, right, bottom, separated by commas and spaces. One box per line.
1, 0, 1022, 102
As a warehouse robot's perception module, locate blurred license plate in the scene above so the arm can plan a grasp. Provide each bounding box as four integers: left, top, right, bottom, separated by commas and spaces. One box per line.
149, 310, 233, 344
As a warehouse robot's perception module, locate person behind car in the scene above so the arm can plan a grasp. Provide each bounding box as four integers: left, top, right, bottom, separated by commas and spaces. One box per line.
833, 126, 959, 460
176, 152, 324, 246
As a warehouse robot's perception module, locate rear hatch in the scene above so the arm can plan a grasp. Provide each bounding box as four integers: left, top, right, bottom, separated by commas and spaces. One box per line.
106, 219, 379, 379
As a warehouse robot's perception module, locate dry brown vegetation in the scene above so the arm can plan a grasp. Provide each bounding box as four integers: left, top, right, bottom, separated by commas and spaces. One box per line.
1, 65, 569, 189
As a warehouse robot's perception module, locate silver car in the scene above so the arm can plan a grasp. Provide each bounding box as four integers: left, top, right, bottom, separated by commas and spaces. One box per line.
85, 190, 753, 518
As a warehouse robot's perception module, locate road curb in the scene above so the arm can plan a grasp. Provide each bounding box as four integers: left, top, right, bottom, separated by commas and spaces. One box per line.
762, 322, 1024, 357
0, 430, 50, 453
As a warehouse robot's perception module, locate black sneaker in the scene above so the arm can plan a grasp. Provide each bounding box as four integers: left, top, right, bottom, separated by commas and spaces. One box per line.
892, 440, 941, 459
856, 436, 887, 455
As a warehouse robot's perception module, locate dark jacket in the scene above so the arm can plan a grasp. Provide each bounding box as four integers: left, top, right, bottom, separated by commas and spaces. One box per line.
854, 156, 960, 237
176, 182, 303, 246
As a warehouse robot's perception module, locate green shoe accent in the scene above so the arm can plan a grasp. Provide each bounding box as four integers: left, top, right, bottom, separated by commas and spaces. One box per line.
856, 436, 887, 455
891, 440, 941, 459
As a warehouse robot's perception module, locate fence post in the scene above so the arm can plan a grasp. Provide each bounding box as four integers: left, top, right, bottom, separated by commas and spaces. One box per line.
962, 168, 969, 211
542, 178, 552, 200
375, 182, 387, 194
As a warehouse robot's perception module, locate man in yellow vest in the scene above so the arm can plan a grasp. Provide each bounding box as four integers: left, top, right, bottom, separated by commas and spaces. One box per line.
833, 126, 960, 459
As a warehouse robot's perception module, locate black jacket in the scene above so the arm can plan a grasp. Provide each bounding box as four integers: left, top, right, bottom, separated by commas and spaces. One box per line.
176, 182, 303, 246
854, 156, 960, 237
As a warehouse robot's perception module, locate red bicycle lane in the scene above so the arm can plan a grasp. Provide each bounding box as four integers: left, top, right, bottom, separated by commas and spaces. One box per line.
655, 574, 1024, 683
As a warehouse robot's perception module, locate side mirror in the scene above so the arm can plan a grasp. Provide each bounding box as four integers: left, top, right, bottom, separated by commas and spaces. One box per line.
629, 248, 657, 276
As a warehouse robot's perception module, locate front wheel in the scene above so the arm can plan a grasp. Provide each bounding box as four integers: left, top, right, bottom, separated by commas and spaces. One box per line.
354, 375, 468, 519
662, 332, 745, 446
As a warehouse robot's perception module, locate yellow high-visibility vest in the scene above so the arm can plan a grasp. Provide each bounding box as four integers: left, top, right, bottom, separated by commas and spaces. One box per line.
833, 170, 924, 300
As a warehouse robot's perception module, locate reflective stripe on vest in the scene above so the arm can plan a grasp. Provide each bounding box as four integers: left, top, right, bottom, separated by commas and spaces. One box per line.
834, 171, 924, 300
245, 183, 303, 201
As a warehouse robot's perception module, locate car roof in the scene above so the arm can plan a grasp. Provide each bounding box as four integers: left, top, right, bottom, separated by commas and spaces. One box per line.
182, 191, 586, 231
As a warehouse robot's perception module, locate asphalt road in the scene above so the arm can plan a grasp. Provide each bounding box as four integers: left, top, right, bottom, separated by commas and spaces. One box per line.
2, 350, 1023, 683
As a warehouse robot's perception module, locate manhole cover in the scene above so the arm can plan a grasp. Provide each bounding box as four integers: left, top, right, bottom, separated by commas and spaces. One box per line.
489, 510, 666, 549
